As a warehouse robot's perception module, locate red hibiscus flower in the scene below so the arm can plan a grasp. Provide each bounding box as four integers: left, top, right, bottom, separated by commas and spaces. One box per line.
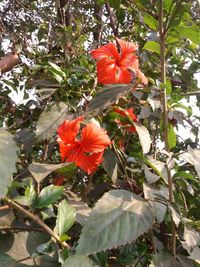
90, 38, 148, 85
114, 107, 138, 133
57, 117, 111, 175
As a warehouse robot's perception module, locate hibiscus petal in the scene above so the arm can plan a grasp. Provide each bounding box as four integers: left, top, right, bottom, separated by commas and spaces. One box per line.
81, 123, 111, 153
90, 43, 119, 60
116, 67, 132, 83
136, 69, 148, 85
116, 38, 138, 55
96, 58, 118, 84
75, 151, 104, 175
58, 141, 80, 162
57, 117, 83, 144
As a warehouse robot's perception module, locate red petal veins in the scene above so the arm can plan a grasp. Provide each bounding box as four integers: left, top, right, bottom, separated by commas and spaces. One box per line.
116, 38, 138, 55
75, 151, 104, 175
96, 58, 118, 84
90, 43, 119, 60
58, 141, 80, 162
81, 123, 111, 153
57, 117, 83, 144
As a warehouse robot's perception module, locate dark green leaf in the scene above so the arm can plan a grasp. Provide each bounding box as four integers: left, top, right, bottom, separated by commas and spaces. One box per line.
143, 41, 160, 55
35, 185, 64, 208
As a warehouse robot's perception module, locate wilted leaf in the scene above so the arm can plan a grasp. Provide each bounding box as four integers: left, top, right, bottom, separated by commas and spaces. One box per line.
143, 41, 160, 55
133, 122, 151, 154
55, 199, 76, 236
0, 128, 18, 198
35, 102, 69, 141
168, 203, 181, 227
76, 189, 154, 254
84, 84, 132, 118
62, 255, 98, 267
184, 226, 200, 250
181, 146, 200, 178
35, 185, 64, 208
143, 183, 168, 223
29, 162, 72, 183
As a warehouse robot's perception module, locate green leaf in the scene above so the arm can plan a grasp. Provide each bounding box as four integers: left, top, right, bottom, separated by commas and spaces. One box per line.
144, 156, 168, 183
143, 41, 160, 55
150, 251, 182, 267
62, 255, 98, 267
55, 199, 76, 236
35, 185, 64, 208
0, 128, 18, 198
102, 150, 118, 184
29, 162, 72, 183
108, 0, 121, 9
48, 62, 66, 84
163, 0, 173, 12
172, 103, 192, 117
166, 79, 172, 94
35, 102, 69, 141
84, 84, 132, 119
133, 122, 151, 154
143, 13, 158, 30
0, 251, 14, 266
76, 190, 154, 254
168, 124, 176, 149
178, 25, 200, 45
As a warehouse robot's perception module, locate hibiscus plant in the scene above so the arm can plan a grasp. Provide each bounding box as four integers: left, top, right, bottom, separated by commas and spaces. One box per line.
0, 0, 200, 266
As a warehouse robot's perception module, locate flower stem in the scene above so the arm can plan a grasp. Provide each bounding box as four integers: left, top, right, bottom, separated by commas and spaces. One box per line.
158, 0, 176, 256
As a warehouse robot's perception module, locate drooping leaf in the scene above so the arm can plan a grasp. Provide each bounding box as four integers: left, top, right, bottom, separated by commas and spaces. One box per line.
184, 226, 200, 250
62, 255, 98, 267
28, 162, 72, 183
189, 246, 200, 264
76, 189, 154, 254
35, 102, 69, 141
143, 41, 160, 55
143, 183, 168, 223
35, 185, 64, 208
84, 84, 132, 118
55, 199, 76, 236
181, 146, 200, 178
0, 128, 18, 198
168, 203, 181, 227
133, 122, 151, 154
144, 157, 168, 184
102, 150, 118, 184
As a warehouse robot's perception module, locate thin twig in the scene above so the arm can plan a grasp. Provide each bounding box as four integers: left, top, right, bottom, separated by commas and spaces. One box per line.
4, 198, 70, 249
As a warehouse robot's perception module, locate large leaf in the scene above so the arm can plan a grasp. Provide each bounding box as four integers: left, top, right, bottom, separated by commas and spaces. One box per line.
62, 255, 98, 267
143, 13, 158, 30
35, 102, 69, 141
28, 162, 72, 183
55, 199, 76, 236
0, 128, 18, 198
184, 226, 200, 250
35, 185, 64, 208
84, 84, 132, 118
150, 251, 182, 267
133, 122, 151, 154
181, 146, 200, 178
177, 25, 200, 45
76, 189, 154, 254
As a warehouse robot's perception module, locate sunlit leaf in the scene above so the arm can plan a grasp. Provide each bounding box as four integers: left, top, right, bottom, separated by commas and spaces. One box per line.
0, 128, 18, 198
62, 255, 98, 267
76, 190, 154, 254
143, 41, 160, 55
133, 122, 151, 154
35, 185, 64, 208
55, 199, 76, 236
35, 102, 69, 141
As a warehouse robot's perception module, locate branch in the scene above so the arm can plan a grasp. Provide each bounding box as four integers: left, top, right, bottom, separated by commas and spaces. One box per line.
4, 198, 70, 249
105, 3, 119, 37
127, 0, 158, 19
159, 0, 176, 256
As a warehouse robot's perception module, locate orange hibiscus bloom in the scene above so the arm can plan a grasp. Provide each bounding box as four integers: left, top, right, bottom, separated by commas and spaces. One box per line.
114, 107, 138, 133
90, 38, 148, 85
57, 117, 111, 174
